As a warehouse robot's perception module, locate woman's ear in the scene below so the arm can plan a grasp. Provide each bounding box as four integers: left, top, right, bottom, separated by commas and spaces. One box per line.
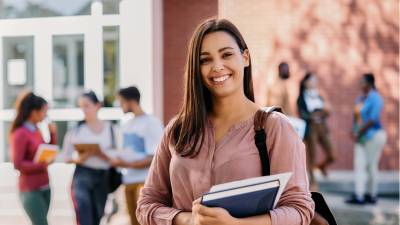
96, 103, 102, 110
242, 49, 250, 67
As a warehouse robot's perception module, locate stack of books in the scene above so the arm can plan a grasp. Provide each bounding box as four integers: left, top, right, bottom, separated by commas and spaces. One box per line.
201, 172, 292, 218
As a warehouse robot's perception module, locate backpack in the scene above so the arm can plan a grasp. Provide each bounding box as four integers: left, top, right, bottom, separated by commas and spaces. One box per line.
253, 107, 337, 225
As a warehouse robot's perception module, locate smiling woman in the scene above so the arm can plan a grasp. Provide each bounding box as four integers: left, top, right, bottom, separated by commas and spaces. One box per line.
136, 18, 314, 225
199, 32, 250, 100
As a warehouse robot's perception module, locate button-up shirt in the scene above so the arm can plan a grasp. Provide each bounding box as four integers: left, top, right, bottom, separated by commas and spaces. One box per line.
137, 112, 314, 225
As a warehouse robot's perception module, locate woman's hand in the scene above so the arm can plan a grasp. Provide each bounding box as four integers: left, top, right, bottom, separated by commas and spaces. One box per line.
48, 122, 57, 134
192, 198, 238, 225
92, 148, 110, 161
73, 151, 92, 164
109, 157, 126, 167
173, 212, 194, 225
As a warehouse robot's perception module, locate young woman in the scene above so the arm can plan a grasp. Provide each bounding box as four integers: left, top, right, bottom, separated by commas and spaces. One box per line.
9, 92, 57, 225
136, 18, 314, 225
297, 72, 335, 188
346, 73, 386, 205
58, 91, 117, 225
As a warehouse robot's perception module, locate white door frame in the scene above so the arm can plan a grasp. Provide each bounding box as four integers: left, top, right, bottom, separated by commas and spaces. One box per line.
0, 0, 164, 162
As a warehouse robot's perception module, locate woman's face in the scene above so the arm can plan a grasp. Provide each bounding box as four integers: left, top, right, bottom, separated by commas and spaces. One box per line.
199, 31, 249, 99
30, 104, 48, 123
78, 96, 100, 120
305, 75, 317, 89
360, 78, 370, 93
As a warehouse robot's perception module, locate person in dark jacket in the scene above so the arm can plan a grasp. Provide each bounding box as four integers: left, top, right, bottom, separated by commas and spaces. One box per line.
297, 72, 335, 189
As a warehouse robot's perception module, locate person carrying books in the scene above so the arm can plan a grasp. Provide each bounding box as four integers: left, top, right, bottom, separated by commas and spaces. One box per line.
136, 18, 314, 225
57, 91, 118, 225
9, 92, 57, 225
108, 86, 164, 225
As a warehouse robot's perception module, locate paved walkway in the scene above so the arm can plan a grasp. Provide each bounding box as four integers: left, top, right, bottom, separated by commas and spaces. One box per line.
0, 163, 398, 225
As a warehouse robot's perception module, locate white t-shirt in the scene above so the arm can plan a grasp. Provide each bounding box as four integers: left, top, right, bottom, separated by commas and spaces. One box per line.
121, 114, 164, 184
58, 121, 118, 170
304, 89, 324, 112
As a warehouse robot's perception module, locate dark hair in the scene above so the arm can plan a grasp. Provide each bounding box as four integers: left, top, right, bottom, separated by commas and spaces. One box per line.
363, 73, 376, 89
78, 90, 101, 126
10, 92, 47, 133
81, 90, 100, 104
299, 72, 314, 98
170, 18, 254, 158
278, 62, 290, 80
118, 86, 141, 103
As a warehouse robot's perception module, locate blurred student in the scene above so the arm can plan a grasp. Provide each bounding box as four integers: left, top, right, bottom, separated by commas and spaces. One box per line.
109, 86, 163, 225
266, 62, 292, 115
9, 92, 57, 225
58, 91, 118, 225
297, 72, 335, 189
346, 73, 386, 205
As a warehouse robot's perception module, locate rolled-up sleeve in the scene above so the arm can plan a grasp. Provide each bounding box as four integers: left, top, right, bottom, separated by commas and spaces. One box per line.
266, 112, 315, 225
56, 130, 75, 162
361, 94, 383, 124
136, 124, 182, 225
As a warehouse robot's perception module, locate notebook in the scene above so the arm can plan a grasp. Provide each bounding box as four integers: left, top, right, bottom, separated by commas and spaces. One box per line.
34, 144, 59, 163
201, 172, 292, 218
73, 143, 101, 154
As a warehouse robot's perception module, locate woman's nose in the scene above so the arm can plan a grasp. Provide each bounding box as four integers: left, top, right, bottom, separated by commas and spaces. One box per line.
212, 62, 224, 72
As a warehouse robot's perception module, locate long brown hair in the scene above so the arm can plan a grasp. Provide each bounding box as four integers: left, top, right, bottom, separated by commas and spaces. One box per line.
170, 18, 254, 157
10, 92, 47, 134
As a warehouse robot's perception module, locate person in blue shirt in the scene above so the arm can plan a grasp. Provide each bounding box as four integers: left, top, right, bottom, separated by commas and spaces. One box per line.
346, 73, 387, 205
109, 86, 164, 225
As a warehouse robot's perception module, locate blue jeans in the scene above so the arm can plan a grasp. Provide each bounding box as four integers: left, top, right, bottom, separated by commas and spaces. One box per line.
71, 166, 109, 225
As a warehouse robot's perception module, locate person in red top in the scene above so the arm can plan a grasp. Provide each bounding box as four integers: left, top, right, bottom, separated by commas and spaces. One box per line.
9, 92, 57, 225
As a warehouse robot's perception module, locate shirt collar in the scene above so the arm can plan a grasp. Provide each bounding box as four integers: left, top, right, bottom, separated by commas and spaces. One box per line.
23, 122, 37, 132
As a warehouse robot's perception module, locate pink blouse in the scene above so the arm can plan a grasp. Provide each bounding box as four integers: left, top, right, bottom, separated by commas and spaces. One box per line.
137, 112, 314, 225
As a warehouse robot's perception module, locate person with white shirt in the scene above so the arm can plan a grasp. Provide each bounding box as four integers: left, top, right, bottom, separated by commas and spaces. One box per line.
297, 72, 335, 190
109, 86, 163, 225
57, 91, 118, 225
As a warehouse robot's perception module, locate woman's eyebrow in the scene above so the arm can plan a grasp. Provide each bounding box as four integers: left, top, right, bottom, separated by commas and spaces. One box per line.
218, 47, 234, 52
200, 46, 234, 56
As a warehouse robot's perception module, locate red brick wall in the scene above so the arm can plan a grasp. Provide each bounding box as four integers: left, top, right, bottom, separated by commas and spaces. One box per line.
219, 0, 399, 170
163, 0, 218, 123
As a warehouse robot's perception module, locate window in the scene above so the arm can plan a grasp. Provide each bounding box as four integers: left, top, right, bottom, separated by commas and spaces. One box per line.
103, 26, 119, 107
2, 36, 34, 109
52, 35, 84, 108
0, 0, 122, 19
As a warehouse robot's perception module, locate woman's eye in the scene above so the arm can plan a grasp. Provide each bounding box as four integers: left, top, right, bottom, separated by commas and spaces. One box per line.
222, 52, 233, 58
200, 58, 211, 65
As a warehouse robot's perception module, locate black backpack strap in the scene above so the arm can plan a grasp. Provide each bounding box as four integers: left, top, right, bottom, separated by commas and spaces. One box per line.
253, 107, 282, 176
109, 122, 116, 149
253, 107, 337, 225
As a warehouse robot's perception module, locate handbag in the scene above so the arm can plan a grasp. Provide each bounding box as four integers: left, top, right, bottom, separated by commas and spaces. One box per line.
108, 167, 122, 193
253, 107, 337, 225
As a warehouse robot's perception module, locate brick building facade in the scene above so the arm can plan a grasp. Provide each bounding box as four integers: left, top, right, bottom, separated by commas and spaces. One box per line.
162, 0, 399, 170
